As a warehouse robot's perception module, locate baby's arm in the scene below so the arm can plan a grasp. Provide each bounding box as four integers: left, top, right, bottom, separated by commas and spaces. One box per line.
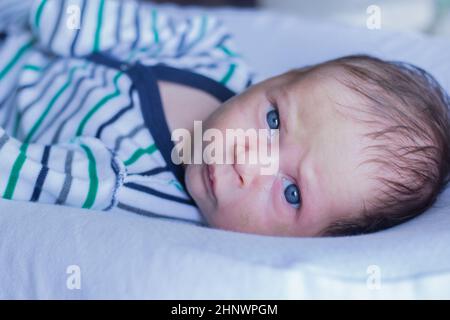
29, 0, 228, 58
0, 127, 125, 210
29, 0, 253, 91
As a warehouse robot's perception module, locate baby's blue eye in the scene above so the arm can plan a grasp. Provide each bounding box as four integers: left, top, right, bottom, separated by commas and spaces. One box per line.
282, 179, 301, 209
266, 107, 280, 130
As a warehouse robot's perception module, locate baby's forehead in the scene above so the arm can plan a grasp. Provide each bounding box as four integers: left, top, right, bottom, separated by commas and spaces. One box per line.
279, 66, 362, 105
277, 70, 369, 129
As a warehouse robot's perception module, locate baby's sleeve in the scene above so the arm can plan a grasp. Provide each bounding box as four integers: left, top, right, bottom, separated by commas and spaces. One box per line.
0, 127, 126, 211
28, 0, 216, 58
29, 0, 253, 92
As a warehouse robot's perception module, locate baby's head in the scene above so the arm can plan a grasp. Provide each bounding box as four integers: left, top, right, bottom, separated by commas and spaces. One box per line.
185, 55, 450, 237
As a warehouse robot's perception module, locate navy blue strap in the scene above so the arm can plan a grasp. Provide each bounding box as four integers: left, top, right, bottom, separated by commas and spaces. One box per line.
152, 64, 236, 102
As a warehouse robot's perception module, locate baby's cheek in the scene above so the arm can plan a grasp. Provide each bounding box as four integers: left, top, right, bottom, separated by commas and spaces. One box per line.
185, 166, 202, 200
237, 208, 252, 230
270, 220, 294, 236
214, 196, 259, 231
239, 197, 271, 229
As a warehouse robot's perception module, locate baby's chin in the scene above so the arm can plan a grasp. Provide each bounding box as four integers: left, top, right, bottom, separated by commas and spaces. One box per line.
184, 163, 199, 200
185, 163, 212, 214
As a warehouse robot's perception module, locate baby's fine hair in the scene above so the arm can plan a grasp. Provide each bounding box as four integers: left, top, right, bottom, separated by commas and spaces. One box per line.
305, 55, 450, 236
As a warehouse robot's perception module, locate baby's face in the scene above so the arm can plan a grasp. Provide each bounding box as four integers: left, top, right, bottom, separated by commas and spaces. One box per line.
185, 68, 374, 237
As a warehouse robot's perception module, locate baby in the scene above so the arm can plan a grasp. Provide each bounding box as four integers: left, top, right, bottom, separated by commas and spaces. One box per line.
0, 0, 449, 237
186, 56, 450, 236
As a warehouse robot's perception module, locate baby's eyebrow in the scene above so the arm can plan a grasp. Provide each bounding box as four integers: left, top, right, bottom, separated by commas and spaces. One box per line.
271, 89, 291, 136
279, 87, 326, 220
295, 164, 305, 216
276, 85, 305, 141
274, 90, 310, 217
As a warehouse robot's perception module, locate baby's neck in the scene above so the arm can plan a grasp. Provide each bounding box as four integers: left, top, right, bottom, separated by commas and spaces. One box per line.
158, 80, 221, 134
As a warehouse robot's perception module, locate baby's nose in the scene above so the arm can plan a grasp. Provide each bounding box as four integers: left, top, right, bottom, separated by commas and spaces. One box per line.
232, 142, 263, 186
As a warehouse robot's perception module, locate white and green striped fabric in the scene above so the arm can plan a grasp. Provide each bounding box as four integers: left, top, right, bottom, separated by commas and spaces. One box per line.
0, 0, 253, 224
0, 126, 125, 210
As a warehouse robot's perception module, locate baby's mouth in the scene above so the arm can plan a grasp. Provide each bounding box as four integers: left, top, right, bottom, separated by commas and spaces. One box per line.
203, 164, 217, 202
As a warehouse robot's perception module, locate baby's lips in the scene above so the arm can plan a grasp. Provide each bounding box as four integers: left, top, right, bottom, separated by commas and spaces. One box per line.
203, 163, 217, 202
207, 164, 216, 184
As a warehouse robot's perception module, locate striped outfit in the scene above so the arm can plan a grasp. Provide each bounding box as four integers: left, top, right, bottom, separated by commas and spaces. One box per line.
0, 0, 253, 225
